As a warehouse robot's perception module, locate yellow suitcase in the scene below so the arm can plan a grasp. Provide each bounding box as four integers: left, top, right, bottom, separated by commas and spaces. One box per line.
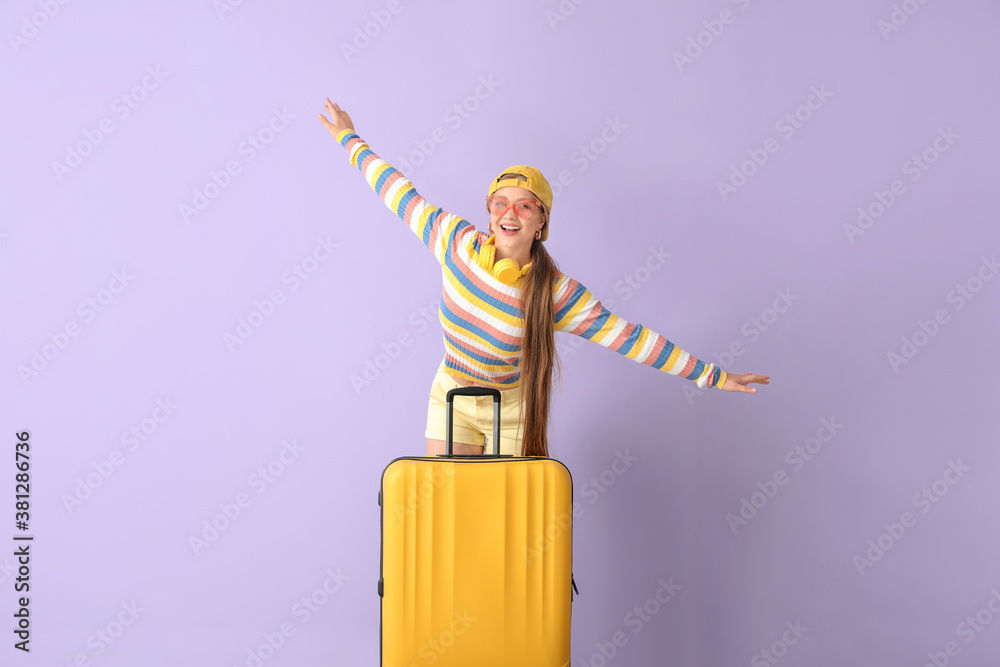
379, 387, 577, 666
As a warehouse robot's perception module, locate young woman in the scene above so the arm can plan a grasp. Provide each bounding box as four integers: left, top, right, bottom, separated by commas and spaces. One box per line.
319, 99, 770, 458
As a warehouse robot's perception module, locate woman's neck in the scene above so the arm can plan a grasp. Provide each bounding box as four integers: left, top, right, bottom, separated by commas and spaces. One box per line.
493, 240, 532, 267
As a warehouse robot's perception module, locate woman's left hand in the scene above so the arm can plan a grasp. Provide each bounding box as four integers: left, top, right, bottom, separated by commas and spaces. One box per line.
720, 371, 770, 394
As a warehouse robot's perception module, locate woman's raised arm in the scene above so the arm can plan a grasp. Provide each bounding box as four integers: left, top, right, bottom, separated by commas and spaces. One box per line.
318, 98, 473, 266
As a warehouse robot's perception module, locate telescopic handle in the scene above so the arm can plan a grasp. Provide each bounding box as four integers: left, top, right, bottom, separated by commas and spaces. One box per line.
445, 387, 501, 456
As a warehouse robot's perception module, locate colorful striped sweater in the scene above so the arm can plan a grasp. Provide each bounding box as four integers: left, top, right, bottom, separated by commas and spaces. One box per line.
336, 129, 727, 391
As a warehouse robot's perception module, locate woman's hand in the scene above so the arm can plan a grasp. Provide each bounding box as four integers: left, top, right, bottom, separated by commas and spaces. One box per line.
318, 98, 355, 139
720, 371, 770, 394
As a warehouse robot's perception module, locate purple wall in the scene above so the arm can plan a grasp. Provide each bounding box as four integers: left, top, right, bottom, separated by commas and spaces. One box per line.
3, 0, 999, 664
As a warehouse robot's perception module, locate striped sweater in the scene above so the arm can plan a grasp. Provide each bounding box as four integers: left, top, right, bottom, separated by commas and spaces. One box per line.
336, 129, 727, 391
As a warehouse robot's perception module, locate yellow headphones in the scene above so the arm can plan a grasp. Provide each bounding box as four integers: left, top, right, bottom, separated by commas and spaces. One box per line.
477, 240, 531, 284
493, 257, 530, 283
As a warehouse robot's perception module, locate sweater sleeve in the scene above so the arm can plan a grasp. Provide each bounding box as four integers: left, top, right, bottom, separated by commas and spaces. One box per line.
335, 128, 472, 265
552, 272, 728, 389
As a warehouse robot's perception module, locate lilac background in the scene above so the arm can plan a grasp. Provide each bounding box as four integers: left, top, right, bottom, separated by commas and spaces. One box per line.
3, 0, 999, 665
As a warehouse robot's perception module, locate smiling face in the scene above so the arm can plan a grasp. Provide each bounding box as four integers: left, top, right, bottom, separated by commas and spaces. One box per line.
488, 185, 548, 262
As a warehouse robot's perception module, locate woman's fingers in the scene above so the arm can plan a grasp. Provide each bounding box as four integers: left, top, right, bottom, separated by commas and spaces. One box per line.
326, 99, 345, 115
318, 98, 354, 138
745, 373, 768, 392
722, 371, 770, 393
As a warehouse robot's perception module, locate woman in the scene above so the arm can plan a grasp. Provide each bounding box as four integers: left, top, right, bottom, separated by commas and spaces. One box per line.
318, 99, 769, 458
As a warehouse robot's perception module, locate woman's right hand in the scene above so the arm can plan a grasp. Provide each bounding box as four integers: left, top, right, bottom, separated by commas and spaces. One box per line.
318, 98, 355, 139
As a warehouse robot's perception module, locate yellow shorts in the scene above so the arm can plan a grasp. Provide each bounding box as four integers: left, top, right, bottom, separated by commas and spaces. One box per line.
424, 359, 524, 455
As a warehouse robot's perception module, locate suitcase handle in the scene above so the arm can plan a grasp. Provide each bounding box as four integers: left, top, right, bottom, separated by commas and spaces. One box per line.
445, 387, 501, 456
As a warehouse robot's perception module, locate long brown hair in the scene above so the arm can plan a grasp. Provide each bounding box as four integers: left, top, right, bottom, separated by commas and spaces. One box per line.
519, 213, 560, 458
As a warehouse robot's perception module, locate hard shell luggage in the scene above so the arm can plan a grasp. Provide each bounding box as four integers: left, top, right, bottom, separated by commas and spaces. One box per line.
378, 386, 577, 666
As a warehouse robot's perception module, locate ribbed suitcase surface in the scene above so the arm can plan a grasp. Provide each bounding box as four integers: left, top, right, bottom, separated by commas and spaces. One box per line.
379, 455, 574, 666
